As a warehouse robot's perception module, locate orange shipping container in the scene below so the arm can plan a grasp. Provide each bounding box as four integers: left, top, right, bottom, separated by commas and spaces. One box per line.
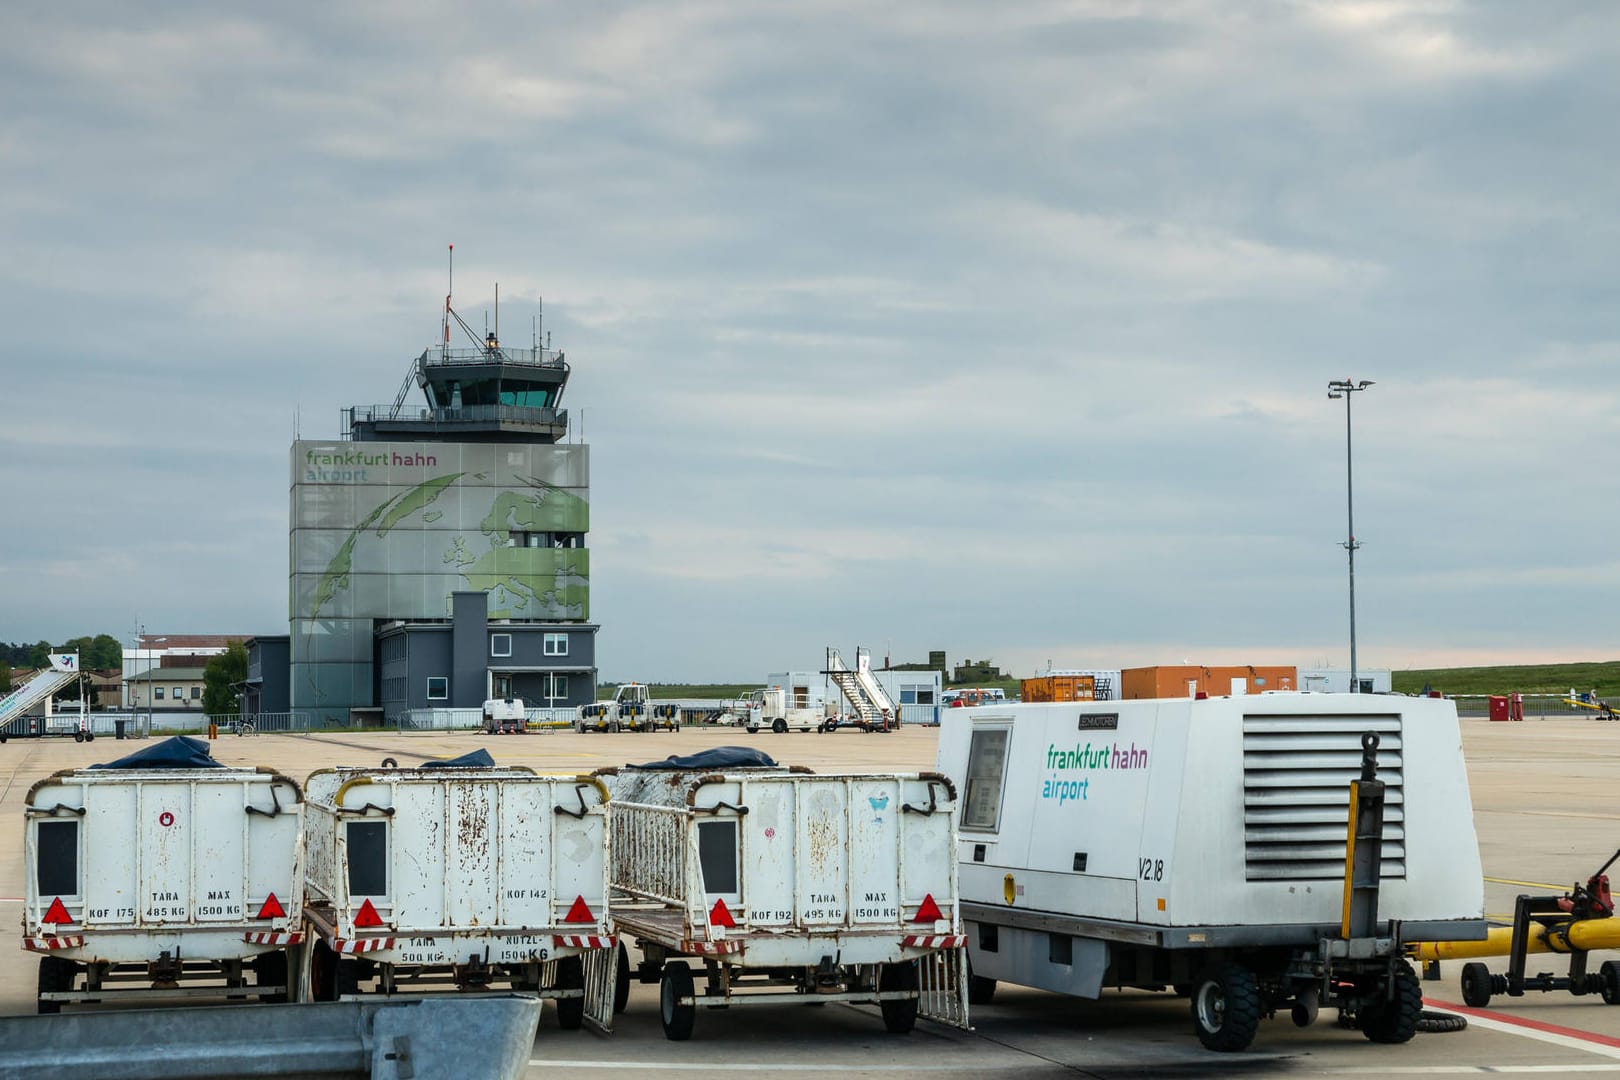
1120, 665, 1296, 700
1021, 675, 1096, 703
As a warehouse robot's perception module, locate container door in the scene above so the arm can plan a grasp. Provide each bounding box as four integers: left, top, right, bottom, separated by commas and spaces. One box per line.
498, 781, 552, 928
446, 781, 499, 928
795, 780, 849, 926
81, 782, 135, 927
139, 782, 193, 925
194, 781, 248, 922
740, 778, 796, 927
848, 777, 902, 925
551, 782, 608, 931
340, 781, 399, 930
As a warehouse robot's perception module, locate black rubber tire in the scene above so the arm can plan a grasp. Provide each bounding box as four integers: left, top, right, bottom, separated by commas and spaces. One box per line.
254, 949, 290, 1003
965, 952, 996, 1005
37, 955, 74, 1015
773, 719, 788, 734
660, 961, 696, 1041
1602, 960, 1620, 1005
614, 944, 631, 1015
746, 726, 759, 735
880, 960, 919, 1034
73, 731, 85, 743
554, 956, 585, 1030
1461, 961, 1493, 1008
1191, 962, 1262, 1052
310, 940, 359, 1001
1363, 960, 1423, 1044
1416, 1009, 1469, 1033
86, 732, 94, 741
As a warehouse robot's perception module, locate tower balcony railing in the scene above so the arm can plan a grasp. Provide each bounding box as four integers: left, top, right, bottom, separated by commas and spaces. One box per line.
418, 345, 567, 370
343, 403, 569, 433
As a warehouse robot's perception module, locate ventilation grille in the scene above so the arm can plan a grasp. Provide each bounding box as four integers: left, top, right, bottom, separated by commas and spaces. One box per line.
1242, 713, 1404, 882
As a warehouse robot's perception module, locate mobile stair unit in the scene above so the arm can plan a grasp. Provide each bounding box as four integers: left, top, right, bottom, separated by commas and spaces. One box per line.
0, 653, 92, 742
823, 647, 898, 732
604, 749, 970, 1040
299, 756, 618, 1032
937, 693, 1486, 1051
21, 736, 304, 1012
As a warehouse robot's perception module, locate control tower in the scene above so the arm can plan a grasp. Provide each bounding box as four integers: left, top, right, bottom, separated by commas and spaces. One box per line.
288, 291, 594, 727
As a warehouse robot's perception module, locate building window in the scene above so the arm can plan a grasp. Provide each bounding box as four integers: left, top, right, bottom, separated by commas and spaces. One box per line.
191, 687, 201, 700
427, 677, 448, 700
154, 687, 165, 701
173, 687, 184, 702
490, 633, 512, 658
543, 673, 569, 700
543, 633, 568, 656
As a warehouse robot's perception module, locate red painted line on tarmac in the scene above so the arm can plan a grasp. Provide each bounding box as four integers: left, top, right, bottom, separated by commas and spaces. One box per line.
1427, 996, 1620, 1049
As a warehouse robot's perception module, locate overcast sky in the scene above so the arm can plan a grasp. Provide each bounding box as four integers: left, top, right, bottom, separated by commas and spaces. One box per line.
3, 1, 1617, 681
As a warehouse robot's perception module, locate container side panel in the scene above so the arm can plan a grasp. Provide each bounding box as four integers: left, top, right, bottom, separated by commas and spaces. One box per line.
83, 785, 137, 925
392, 785, 443, 926
305, 804, 339, 903
900, 779, 956, 910
193, 784, 248, 921
246, 784, 303, 923
447, 782, 497, 927
497, 782, 551, 927
742, 780, 795, 926
849, 778, 902, 924
796, 781, 849, 925
553, 800, 608, 930
139, 783, 194, 925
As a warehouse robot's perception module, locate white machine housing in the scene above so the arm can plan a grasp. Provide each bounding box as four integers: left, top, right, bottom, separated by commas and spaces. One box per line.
937, 694, 1484, 997
23, 767, 304, 965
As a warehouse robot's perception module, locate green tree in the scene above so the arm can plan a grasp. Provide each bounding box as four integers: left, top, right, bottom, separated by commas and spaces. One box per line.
0, 662, 10, 693
88, 634, 122, 669
26, 640, 50, 668
203, 642, 248, 716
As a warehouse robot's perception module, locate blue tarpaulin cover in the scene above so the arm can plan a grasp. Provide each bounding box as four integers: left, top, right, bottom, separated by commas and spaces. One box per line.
420, 748, 498, 769
91, 735, 222, 770
629, 746, 778, 770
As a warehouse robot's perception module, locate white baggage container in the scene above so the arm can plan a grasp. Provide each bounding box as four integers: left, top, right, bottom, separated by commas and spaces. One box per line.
936, 694, 1487, 1051
300, 762, 617, 1031
604, 757, 970, 1040
22, 756, 304, 1012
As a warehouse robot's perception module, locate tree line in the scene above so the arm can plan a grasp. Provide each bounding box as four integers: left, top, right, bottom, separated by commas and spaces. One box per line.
0, 635, 124, 670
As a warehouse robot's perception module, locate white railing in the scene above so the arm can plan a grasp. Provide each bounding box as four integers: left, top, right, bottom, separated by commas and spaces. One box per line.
610, 801, 688, 907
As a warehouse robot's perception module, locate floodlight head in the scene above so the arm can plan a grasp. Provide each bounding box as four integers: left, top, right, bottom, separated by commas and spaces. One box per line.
1328, 392, 1342, 399
1359, 380, 1375, 388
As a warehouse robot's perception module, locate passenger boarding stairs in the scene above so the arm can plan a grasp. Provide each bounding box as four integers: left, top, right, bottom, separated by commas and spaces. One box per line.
824, 647, 897, 729
0, 654, 81, 727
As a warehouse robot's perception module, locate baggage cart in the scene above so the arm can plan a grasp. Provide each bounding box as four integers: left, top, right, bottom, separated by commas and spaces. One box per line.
21, 736, 304, 1012
604, 750, 970, 1040
299, 756, 618, 1032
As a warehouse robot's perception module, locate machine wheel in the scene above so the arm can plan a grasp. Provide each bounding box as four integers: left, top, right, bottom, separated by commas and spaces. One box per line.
1191, 963, 1262, 1052
1460, 961, 1493, 1008
966, 952, 997, 1005
1363, 960, 1423, 1044
37, 955, 74, 1015
880, 960, 919, 1034
772, 719, 788, 734
1602, 960, 1620, 1005
659, 961, 696, 1041
614, 943, 631, 1015
554, 956, 585, 1030
73, 731, 85, 743
746, 726, 759, 735
254, 949, 290, 1003
310, 940, 360, 1001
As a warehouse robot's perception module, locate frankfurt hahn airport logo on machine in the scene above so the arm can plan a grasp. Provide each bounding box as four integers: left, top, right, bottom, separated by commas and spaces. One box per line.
1040, 740, 1150, 806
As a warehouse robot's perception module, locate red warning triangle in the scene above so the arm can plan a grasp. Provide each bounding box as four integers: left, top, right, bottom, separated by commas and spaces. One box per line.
43, 897, 73, 924
708, 897, 737, 928
354, 897, 384, 928
913, 893, 944, 923
255, 893, 286, 920
562, 895, 595, 924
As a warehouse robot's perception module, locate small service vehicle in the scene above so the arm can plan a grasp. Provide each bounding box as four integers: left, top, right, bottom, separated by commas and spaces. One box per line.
22, 736, 304, 1012
482, 696, 526, 734
603, 747, 970, 1040
299, 751, 618, 1031
741, 686, 831, 734
937, 693, 1486, 1051
577, 683, 681, 733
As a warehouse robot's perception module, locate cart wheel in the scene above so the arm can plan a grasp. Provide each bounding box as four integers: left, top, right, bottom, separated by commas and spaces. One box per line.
1460, 961, 1493, 1008
746, 726, 759, 735
614, 943, 631, 1014
880, 960, 919, 1034
310, 940, 359, 1001
660, 961, 696, 1041
966, 953, 996, 1005
1191, 963, 1261, 1052
254, 949, 289, 1003
554, 956, 585, 1030
86, 732, 95, 741
773, 719, 788, 734
73, 731, 85, 743
1363, 959, 1422, 1044
37, 955, 74, 1014
1602, 961, 1620, 1005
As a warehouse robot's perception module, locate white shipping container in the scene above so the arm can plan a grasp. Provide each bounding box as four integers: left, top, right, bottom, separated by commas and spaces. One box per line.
606, 764, 969, 1039
300, 764, 616, 1031
23, 764, 304, 1011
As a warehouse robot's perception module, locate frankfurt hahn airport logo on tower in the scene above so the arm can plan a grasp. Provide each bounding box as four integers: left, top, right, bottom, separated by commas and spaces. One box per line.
303, 448, 439, 483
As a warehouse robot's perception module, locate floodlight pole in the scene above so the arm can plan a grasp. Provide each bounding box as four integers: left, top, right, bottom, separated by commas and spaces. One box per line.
1327, 380, 1374, 693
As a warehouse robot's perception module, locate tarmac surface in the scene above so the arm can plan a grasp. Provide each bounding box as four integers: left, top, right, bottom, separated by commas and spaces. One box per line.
5, 714, 1620, 1077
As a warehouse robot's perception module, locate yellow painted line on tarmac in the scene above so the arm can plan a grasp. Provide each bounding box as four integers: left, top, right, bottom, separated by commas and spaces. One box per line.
1485, 876, 1565, 890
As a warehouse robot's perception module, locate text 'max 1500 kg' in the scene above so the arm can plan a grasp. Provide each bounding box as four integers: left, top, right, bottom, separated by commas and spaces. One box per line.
299, 757, 618, 1031
22, 738, 304, 1013
937, 693, 1486, 1052
603, 750, 970, 1041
